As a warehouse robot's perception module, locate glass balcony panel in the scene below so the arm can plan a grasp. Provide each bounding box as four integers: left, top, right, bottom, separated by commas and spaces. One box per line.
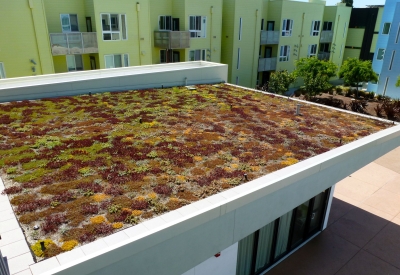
67, 33, 83, 54
154, 31, 190, 49
258, 57, 277, 72
260, 31, 279, 45
320, 31, 333, 43
50, 33, 98, 56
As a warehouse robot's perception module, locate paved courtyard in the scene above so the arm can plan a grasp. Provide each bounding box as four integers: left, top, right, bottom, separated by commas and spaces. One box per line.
268, 146, 400, 275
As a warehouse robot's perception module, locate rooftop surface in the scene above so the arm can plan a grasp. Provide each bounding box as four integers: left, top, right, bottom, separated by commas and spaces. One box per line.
268, 146, 400, 275
0, 84, 394, 262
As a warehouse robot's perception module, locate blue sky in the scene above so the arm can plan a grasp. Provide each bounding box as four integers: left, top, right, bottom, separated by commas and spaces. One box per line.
298, 0, 386, 8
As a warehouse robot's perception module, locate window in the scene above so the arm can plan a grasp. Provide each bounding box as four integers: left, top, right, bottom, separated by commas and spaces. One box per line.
159, 16, 172, 31
261, 19, 264, 30
236, 76, 239, 85
189, 49, 206, 61
320, 43, 330, 53
383, 77, 389, 96
101, 13, 127, 41
189, 16, 206, 38
66, 55, 83, 71
377, 48, 385, 60
60, 14, 79, 32
104, 54, 129, 68
236, 189, 330, 275
237, 48, 241, 69
323, 21, 333, 31
239, 18, 243, 40
382, 22, 391, 35
343, 22, 347, 38
311, 21, 321, 36
279, 45, 290, 62
282, 19, 293, 37
389, 51, 395, 70
0, 62, 5, 79
160, 50, 180, 63
308, 44, 317, 57
396, 23, 400, 44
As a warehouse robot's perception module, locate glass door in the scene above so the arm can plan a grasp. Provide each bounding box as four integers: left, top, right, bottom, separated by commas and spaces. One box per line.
308, 191, 328, 236
255, 222, 275, 273
274, 211, 293, 260
290, 201, 310, 249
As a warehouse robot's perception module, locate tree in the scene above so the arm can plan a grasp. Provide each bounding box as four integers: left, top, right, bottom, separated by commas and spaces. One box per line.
338, 58, 378, 98
268, 70, 296, 95
396, 76, 400, 87
341, 0, 353, 7
295, 57, 338, 98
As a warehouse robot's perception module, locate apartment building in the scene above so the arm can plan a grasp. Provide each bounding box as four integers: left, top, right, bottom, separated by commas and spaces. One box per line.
151, 0, 222, 65
221, 0, 351, 88
343, 6, 384, 62
0, 0, 222, 78
368, 0, 400, 98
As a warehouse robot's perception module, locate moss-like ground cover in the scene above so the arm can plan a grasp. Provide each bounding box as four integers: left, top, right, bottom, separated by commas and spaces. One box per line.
0, 84, 392, 259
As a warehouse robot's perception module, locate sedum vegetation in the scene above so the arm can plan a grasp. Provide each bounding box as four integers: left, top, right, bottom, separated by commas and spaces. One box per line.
0, 84, 392, 259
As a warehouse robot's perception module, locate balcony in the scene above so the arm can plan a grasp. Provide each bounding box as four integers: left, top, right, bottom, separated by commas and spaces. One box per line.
318, 52, 330, 60
49, 33, 98, 56
258, 57, 277, 72
320, 31, 333, 43
154, 31, 190, 49
260, 31, 279, 45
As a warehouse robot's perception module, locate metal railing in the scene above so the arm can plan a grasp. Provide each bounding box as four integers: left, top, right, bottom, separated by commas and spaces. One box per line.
154, 31, 190, 49
258, 57, 277, 72
320, 31, 333, 43
318, 52, 331, 60
49, 33, 98, 56
260, 31, 279, 45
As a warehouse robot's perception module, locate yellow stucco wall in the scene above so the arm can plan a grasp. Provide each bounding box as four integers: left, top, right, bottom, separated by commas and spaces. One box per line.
0, 0, 53, 78
345, 29, 365, 48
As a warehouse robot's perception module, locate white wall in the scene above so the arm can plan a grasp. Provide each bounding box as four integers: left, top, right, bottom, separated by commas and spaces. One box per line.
182, 243, 238, 275
0, 62, 228, 102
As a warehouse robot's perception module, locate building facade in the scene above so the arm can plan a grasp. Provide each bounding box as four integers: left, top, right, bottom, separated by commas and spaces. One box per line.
343, 6, 384, 62
0, 0, 223, 78
221, 0, 351, 88
368, 0, 400, 98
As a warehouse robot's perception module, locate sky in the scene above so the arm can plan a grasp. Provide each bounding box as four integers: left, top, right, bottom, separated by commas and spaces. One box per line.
298, 0, 386, 8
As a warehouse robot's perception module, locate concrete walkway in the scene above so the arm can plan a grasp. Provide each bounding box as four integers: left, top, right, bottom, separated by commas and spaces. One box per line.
268, 146, 400, 275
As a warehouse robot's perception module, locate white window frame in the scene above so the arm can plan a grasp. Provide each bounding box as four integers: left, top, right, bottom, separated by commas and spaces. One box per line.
382, 22, 391, 35
60, 14, 79, 33
311, 21, 321, 36
0, 62, 6, 79
101, 13, 127, 41
323, 21, 333, 31
189, 49, 206, 61
104, 54, 129, 68
279, 45, 290, 62
239, 18, 243, 40
377, 48, 385, 60
308, 44, 317, 57
343, 22, 347, 38
159, 15, 172, 31
282, 19, 293, 37
189, 15, 206, 38
66, 55, 83, 71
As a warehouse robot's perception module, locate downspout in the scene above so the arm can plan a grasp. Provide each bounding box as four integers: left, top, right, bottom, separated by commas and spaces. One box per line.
298, 12, 305, 62
209, 6, 213, 61
136, 2, 142, 65
28, 0, 43, 75
332, 14, 341, 64
251, 9, 259, 88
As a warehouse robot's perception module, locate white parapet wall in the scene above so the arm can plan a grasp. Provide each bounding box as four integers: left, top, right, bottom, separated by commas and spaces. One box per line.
30, 124, 400, 275
0, 61, 228, 103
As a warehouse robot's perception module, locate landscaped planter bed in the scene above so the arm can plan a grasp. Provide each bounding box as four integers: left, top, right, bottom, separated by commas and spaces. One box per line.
0, 84, 392, 260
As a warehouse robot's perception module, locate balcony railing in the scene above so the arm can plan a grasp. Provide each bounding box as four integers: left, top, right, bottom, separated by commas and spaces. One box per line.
49, 33, 98, 56
320, 31, 333, 43
260, 31, 279, 45
318, 52, 330, 60
154, 31, 190, 49
258, 57, 277, 72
